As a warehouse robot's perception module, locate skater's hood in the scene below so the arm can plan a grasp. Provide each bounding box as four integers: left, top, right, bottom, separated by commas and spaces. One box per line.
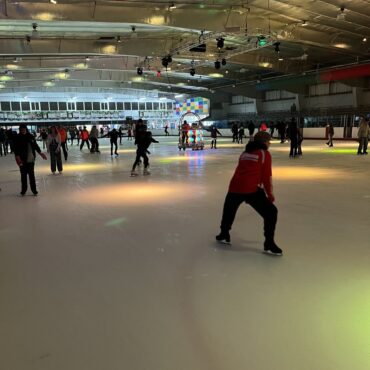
244, 140, 268, 153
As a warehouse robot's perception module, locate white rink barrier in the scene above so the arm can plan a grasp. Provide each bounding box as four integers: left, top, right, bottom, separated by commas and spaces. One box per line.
148, 127, 358, 140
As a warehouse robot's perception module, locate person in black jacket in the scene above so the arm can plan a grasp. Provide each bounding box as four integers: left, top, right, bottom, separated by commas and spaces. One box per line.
13, 124, 47, 196
131, 131, 158, 176
210, 125, 222, 149
109, 128, 119, 156
247, 121, 255, 137
287, 118, 298, 157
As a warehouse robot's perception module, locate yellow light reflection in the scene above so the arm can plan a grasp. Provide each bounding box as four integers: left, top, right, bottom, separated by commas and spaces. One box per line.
158, 154, 212, 162
75, 183, 200, 206
35, 12, 57, 21
38, 163, 107, 174
101, 45, 116, 54
148, 15, 165, 25
274, 166, 346, 180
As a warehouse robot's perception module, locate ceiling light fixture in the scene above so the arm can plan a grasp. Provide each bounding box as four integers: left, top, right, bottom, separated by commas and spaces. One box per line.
50, 0, 57, 4
257, 36, 267, 47
117, 36, 121, 43
85, 56, 90, 62
216, 37, 225, 49
336, 7, 346, 21
301, 20, 308, 27
168, 2, 177, 10
362, 37, 367, 42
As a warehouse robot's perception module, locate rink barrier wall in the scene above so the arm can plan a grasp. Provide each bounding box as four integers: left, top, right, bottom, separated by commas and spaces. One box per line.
149, 128, 360, 140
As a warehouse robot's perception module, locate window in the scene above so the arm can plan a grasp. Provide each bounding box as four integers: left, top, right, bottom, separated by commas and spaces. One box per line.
101, 102, 108, 110
11, 102, 21, 111
93, 102, 100, 110
139, 102, 146, 111
21, 101, 31, 111
131, 102, 138, 110
153, 102, 159, 110
146, 102, 153, 110
31, 102, 40, 111
166, 102, 173, 110
109, 102, 116, 110
49, 102, 58, 111
117, 102, 123, 110
67, 102, 75, 110
160, 102, 166, 110
85, 102, 92, 110
124, 102, 131, 110
58, 102, 67, 110
1, 102, 11, 111
76, 102, 84, 110
41, 102, 49, 111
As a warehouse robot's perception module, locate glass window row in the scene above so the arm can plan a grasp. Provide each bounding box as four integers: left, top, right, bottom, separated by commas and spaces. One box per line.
0, 101, 174, 112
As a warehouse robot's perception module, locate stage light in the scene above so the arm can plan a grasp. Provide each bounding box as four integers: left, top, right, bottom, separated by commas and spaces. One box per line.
258, 36, 267, 47
274, 42, 281, 53
221, 58, 226, 66
137, 67, 143, 75
214, 60, 221, 69
190, 68, 195, 76
162, 57, 169, 68
217, 37, 224, 49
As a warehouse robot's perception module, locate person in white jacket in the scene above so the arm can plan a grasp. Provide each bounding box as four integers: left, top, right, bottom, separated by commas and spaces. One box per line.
47, 126, 63, 174
357, 118, 369, 155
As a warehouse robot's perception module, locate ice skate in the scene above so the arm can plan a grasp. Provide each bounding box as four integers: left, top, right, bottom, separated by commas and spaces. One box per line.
130, 171, 139, 177
263, 241, 283, 256
216, 231, 231, 245
143, 168, 151, 176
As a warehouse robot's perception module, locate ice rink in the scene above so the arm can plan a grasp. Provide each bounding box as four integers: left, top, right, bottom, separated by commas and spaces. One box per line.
0, 136, 369, 370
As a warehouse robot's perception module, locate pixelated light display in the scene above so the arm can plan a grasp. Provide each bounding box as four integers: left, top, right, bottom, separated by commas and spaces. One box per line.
176, 97, 209, 116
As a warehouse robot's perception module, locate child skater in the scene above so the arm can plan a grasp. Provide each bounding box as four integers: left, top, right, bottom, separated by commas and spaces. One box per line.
216, 131, 282, 256
131, 131, 159, 177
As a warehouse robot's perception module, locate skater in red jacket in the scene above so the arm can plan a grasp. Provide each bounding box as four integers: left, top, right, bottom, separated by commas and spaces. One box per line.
216, 131, 282, 255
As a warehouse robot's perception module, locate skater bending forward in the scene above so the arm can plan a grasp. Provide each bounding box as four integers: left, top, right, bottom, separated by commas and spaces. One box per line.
216, 131, 282, 256
131, 131, 159, 176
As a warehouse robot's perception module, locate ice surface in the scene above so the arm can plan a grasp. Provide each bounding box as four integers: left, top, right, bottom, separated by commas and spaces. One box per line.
0, 137, 369, 370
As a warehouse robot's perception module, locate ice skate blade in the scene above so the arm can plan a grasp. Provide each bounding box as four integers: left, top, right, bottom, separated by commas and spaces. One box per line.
263, 250, 283, 256
216, 239, 231, 246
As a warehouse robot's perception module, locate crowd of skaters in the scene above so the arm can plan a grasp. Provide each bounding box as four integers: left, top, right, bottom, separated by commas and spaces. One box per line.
1, 117, 369, 195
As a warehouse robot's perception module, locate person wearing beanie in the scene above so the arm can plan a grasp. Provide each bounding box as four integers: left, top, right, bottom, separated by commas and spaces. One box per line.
13, 124, 47, 196
216, 131, 282, 255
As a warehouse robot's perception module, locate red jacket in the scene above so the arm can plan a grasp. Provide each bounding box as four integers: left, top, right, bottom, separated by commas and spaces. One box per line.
228, 145, 274, 201
59, 128, 67, 143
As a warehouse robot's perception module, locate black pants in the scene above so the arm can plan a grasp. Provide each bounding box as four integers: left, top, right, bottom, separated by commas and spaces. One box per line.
90, 138, 99, 153
211, 138, 217, 148
279, 132, 285, 143
111, 140, 118, 155
220, 188, 278, 242
289, 139, 298, 156
20, 162, 37, 194
232, 133, 238, 142
132, 148, 149, 171
238, 135, 243, 144
50, 145, 63, 173
61, 141, 68, 161
80, 139, 90, 150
